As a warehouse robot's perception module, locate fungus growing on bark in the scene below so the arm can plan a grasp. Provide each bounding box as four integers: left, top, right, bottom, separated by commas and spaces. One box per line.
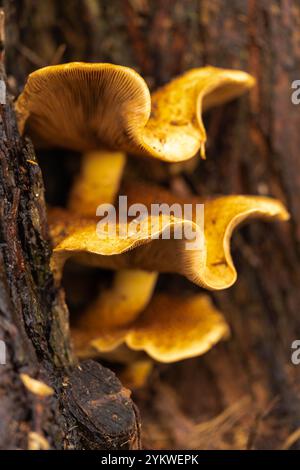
74, 293, 230, 363
16, 61, 287, 363
56, 148, 231, 361
16, 62, 254, 161
48, 181, 288, 361
75, 269, 158, 333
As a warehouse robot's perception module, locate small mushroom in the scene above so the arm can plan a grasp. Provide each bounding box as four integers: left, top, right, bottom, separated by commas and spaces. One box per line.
74, 293, 229, 363
16, 62, 255, 161
75, 269, 158, 331
124, 294, 229, 362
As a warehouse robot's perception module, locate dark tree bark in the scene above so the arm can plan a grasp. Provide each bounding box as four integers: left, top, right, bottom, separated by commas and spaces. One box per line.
2, 0, 300, 450
0, 3, 140, 450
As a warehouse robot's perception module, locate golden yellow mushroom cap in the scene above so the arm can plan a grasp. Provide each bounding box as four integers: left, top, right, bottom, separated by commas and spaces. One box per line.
16, 62, 255, 161
49, 185, 289, 291
86, 293, 230, 363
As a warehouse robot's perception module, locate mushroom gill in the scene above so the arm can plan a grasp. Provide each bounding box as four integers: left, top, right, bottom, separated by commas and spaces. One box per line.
16, 62, 255, 161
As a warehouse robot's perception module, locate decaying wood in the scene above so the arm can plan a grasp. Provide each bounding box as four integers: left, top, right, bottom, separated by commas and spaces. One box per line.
0, 6, 140, 449
64, 361, 140, 450
2, 0, 300, 450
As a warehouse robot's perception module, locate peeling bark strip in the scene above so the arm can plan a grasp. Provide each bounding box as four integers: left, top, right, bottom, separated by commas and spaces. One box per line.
0, 9, 140, 450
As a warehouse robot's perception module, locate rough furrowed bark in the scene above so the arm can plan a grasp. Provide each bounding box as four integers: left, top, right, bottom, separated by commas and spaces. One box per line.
0, 8, 140, 449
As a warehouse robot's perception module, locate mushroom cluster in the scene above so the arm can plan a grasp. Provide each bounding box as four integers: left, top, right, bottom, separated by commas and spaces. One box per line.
16, 63, 289, 364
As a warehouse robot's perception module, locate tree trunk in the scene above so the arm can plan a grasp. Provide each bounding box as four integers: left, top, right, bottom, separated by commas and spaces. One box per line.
2, 0, 300, 450
0, 1, 140, 450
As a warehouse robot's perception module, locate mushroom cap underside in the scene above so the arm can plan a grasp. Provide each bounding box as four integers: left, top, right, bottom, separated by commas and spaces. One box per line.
16, 62, 255, 161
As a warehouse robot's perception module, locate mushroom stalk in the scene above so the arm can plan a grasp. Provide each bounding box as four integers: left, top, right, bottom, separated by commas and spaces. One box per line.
68, 150, 126, 216
77, 269, 158, 331
67, 150, 160, 339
